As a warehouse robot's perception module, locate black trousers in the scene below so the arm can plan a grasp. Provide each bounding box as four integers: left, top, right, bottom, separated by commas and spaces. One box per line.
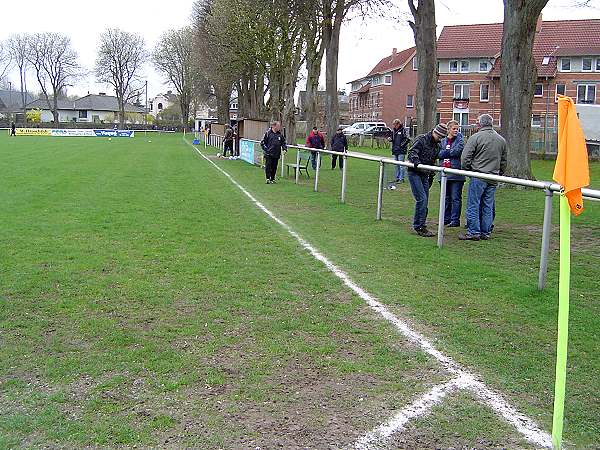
264, 156, 279, 181
224, 140, 233, 156
332, 153, 344, 169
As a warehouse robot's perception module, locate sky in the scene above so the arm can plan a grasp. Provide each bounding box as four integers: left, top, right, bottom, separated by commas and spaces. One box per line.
1, 0, 599, 101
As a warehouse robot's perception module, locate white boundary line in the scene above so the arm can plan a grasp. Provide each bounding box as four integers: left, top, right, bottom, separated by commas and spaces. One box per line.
186, 140, 553, 449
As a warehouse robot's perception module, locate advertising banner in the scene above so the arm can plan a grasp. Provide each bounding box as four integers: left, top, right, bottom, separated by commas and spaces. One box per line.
239, 139, 255, 165
14, 128, 135, 138
15, 128, 52, 136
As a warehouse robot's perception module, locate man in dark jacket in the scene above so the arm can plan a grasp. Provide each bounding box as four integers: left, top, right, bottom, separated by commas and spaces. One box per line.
306, 126, 325, 170
10, 122, 16, 136
223, 126, 234, 157
330, 127, 348, 169
459, 114, 507, 241
439, 120, 465, 227
260, 121, 287, 184
407, 123, 447, 237
390, 119, 410, 183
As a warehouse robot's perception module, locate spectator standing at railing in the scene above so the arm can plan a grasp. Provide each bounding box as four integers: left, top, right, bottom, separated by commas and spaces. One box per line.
330, 127, 348, 170
306, 126, 325, 170
407, 123, 447, 237
10, 122, 16, 136
223, 126, 234, 157
390, 119, 410, 183
459, 114, 507, 241
261, 121, 287, 184
439, 120, 466, 227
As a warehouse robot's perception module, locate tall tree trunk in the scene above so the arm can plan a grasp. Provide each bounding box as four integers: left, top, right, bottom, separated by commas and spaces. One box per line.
52, 92, 59, 127
323, 5, 343, 143
500, 0, 548, 179
215, 84, 231, 124
304, 23, 324, 131
408, 0, 438, 135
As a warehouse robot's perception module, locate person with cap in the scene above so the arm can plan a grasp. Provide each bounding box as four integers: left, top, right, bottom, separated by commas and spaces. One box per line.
407, 123, 447, 237
260, 121, 287, 184
459, 114, 507, 241
330, 127, 348, 170
306, 126, 325, 170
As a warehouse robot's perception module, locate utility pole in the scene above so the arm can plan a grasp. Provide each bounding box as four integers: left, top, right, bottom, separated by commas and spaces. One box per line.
145, 80, 148, 137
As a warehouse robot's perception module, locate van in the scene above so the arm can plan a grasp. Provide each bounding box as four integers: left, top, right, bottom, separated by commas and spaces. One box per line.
343, 121, 387, 136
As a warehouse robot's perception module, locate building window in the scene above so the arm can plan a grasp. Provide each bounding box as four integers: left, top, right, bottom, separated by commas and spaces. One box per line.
534, 83, 543, 97
158, 103, 163, 110
384, 74, 392, 85
453, 112, 469, 126
555, 84, 566, 102
406, 94, 414, 108
542, 56, 551, 65
560, 58, 571, 72
479, 60, 489, 72
480, 83, 490, 102
582, 57, 593, 72
596, 58, 600, 71
412, 57, 418, 70
436, 112, 441, 124
453, 83, 470, 100
460, 60, 470, 73
372, 76, 381, 86
577, 84, 596, 104
449, 60, 458, 73
532, 114, 542, 127
437, 83, 442, 102
78, 110, 88, 119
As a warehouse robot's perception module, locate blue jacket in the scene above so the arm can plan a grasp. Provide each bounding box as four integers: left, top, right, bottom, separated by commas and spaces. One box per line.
391, 125, 410, 155
439, 133, 465, 181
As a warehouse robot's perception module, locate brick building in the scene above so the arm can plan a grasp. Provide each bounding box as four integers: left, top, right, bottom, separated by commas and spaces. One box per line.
348, 47, 418, 127
437, 18, 600, 130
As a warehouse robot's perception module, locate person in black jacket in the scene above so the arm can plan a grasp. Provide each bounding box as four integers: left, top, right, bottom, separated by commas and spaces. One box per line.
223, 126, 234, 157
330, 127, 348, 169
10, 122, 16, 136
407, 123, 447, 237
260, 121, 287, 184
390, 119, 410, 183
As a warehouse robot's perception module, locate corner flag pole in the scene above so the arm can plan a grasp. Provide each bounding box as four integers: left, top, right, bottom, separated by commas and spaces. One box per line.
551, 193, 571, 449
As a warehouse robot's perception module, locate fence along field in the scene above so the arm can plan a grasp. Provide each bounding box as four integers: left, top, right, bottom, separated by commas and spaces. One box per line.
0, 132, 598, 447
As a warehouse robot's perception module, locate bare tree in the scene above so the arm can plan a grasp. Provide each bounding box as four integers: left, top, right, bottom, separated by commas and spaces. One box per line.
7, 34, 29, 112
153, 27, 198, 131
500, 0, 548, 179
304, 12, 326, 130
26, 33, 79, 126
0, 40, 13, 85
95, 29, 146, 128
408, 0, 437, 134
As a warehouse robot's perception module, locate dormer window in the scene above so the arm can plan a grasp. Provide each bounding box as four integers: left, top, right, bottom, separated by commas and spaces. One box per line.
582, 57, 593, 72
596, 59, 600, 71
449, 60, 458, 73
560, 58, 571, 72
460, 60, 470, 73
479, 60, 489, 72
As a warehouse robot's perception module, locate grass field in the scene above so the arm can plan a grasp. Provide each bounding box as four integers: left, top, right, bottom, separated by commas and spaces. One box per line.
0, 132, 598, 448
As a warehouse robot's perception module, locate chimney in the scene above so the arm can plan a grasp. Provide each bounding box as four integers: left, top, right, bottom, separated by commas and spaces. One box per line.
392, 48, 397, 55
536, 14, 543, 33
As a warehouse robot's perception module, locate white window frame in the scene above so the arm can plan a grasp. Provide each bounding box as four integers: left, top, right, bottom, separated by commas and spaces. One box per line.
453, 83, 470, 100
577, 83, 596, 104
560, 58, 571, 72
596, 58, 600, 72
480, 83, 490, 102
534, 83, 544, 98
479, 60, 489, 73
555, 83, 566, 102
449, 60, 458, 73
460, 60, 470, 73
384, 74, 392, 85
582, 57, 593, 72
531, 114, 542, 128
406, 94, 414, 108
453, 112, 469, 126
437, 83, 442, 102
412, 57, 418, 71
542, 56, 551, 66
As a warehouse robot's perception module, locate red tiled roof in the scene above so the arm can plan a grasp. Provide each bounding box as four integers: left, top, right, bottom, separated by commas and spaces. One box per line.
439, 19, 600, 78
349, 47, 416, 83
356, 83, 371, 94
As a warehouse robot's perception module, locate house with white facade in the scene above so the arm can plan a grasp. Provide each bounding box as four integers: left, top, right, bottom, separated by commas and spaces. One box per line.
148, 91, 178, 117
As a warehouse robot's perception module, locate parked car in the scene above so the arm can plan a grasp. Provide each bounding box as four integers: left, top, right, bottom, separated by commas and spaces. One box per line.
363, 125, 393, 139
343, 121, 387, 137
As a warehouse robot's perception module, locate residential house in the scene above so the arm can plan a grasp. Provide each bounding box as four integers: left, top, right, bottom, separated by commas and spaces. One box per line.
26, 93, 146, 124
0, 89, 35, 118
149, 91, 177, 117
347, 46, 418, 127
437, 18, 600, 132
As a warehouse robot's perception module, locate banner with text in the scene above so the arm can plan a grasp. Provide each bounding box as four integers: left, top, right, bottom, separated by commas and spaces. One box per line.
15, 128, 135, 138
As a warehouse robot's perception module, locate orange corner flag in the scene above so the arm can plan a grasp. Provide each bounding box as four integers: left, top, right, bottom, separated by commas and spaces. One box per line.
553, 96, 590, 216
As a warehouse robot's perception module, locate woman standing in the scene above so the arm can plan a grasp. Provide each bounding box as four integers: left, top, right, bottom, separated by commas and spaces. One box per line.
439, 120, 465, 227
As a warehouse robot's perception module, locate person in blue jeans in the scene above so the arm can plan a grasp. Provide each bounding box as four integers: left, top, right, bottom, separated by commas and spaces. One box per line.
460, 114, 507, 241
389, 119, 410, 184
407, 123, 447, 237
439, 120, 465, 227
306, 126, 325, 170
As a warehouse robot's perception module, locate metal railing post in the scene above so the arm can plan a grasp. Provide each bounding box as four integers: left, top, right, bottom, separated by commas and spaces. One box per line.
437, 171, 448, 249
538, 188, 554, 290
314, 151, 321, 192
341, 155, 348, 203
281, 149, 285, 178
376, 161, 384, 220
295, 149, 301, 185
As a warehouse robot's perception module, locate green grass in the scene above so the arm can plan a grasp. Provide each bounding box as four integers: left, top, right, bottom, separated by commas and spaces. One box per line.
0, 132, 598, 448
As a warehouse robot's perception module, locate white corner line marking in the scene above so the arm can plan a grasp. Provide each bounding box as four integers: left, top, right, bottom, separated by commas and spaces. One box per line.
186, 141, 553, 449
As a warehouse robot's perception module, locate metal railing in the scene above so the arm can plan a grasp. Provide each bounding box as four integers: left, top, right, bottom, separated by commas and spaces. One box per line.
197, 135, 600, 291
